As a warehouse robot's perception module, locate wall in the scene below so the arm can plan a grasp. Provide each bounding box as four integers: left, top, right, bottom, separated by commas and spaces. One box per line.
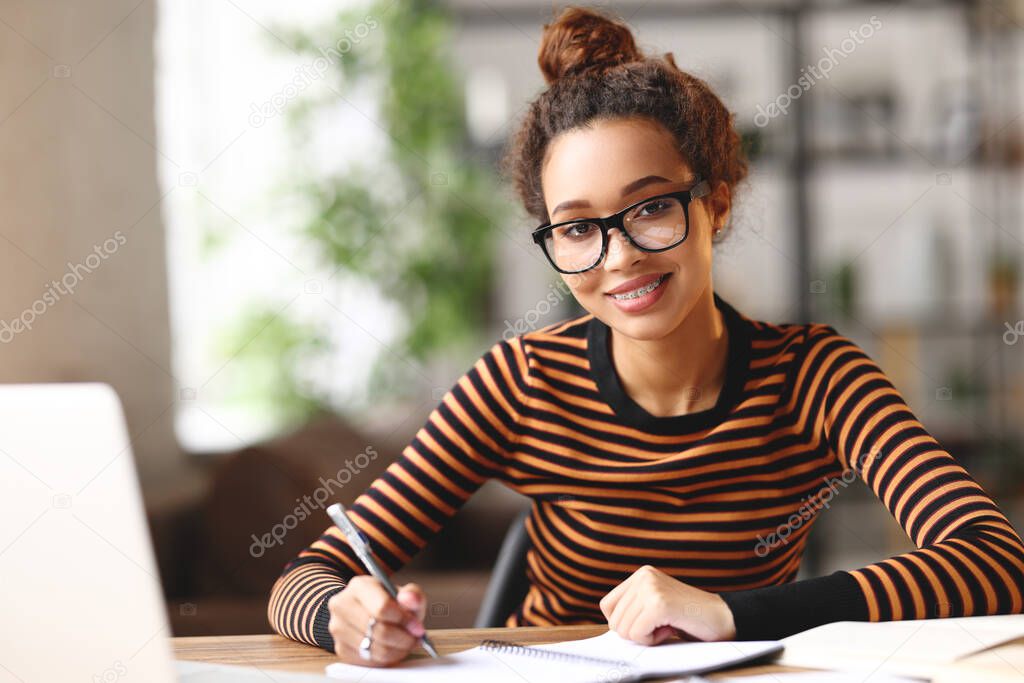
0, 0, 195, 503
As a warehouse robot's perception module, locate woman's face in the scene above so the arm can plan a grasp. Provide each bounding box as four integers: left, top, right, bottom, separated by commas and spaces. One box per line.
540, 116, 730, 341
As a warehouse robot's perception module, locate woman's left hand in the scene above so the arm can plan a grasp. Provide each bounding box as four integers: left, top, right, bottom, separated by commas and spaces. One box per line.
599, 565, 737, 645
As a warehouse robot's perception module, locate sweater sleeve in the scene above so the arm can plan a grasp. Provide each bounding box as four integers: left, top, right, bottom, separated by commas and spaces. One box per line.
266, 338, 531, 651
720, 324, 1024, 640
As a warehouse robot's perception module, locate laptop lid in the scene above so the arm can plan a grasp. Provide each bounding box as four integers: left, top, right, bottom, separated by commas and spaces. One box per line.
0, 383, 176, 683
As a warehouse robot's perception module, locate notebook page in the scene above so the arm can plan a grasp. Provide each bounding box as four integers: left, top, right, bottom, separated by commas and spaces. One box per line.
533, 630, 784, 677
324, 645, 630, 682
778, 614, 1024, 678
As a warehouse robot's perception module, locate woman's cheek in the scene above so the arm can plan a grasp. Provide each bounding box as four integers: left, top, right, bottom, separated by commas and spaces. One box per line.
564, 273, 602, 303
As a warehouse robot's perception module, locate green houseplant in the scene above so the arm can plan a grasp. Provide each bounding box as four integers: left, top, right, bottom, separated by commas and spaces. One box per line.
213, 0, 506, 432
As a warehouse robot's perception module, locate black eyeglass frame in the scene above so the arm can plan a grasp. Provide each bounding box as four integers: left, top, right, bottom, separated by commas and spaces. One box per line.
531, 178, 712, 274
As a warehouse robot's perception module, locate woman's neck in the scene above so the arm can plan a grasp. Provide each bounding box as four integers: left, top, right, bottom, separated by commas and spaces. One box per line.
608, 288, 729, 417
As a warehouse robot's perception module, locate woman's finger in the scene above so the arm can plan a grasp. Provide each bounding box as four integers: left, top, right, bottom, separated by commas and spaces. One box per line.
396, 582, 427, 631
617, 592, 652, 643
338, 603, 417, 651
335, 605, 416, 665
353, 578, 413, 626
599, 573, 634, 618
607, 585, 638, 633
650, 624, 679, 645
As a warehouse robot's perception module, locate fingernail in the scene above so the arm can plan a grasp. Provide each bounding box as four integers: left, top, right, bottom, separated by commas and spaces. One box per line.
409, 620, 424, 636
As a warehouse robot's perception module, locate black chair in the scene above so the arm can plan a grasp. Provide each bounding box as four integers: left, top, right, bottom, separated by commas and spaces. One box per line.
474, 506, 533, 627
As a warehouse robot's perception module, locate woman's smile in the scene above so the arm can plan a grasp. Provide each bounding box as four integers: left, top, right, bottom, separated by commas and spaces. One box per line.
605, 272, 672, 312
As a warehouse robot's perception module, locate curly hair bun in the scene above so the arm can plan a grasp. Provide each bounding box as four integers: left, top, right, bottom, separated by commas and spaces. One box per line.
538, 6, 643, 85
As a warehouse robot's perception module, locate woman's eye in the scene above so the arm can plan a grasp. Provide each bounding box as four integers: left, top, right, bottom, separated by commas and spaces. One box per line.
559, 222, 596, 239
638, 200, 668, 217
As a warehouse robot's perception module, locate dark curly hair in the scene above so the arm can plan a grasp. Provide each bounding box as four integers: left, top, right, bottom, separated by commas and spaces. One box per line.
500, 5, 749, 238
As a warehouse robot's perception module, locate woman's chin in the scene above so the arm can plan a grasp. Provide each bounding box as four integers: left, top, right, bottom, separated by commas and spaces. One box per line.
602, 305, 679, 342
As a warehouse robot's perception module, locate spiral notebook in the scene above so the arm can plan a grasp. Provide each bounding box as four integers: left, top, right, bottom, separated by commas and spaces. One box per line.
324, 629, 783, 682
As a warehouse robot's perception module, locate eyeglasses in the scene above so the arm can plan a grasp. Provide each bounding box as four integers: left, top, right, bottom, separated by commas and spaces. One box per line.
531, 178, 711, 274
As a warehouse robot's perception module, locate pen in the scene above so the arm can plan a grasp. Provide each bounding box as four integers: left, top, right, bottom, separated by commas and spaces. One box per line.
326, 503, 440, 658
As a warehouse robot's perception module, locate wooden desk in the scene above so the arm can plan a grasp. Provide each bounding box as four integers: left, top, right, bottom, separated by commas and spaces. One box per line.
172, 625, 808, 679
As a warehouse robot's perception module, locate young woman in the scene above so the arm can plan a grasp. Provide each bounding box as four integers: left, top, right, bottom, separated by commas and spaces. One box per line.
267, 6, 1024, 667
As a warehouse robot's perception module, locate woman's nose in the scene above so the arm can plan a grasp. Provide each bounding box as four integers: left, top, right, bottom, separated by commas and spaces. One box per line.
602, 227, 644, 271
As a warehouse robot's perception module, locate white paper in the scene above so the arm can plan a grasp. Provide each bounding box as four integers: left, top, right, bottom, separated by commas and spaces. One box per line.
324, 630, 782, 682
715, 673, 922, 683
777, 615, 1024, 679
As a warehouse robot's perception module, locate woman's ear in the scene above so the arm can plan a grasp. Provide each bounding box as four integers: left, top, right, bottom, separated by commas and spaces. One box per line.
706, 180, 732, 232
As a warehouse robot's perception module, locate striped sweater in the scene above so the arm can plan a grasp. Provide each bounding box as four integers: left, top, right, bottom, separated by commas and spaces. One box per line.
268, 291, 1024, 649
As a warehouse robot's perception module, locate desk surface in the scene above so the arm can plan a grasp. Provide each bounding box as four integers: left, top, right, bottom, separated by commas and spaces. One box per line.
172, 625, 804, 679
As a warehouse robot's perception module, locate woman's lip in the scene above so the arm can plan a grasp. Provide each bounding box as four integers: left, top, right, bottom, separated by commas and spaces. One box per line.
606, 272, 670, 313
605, 272, 669, 295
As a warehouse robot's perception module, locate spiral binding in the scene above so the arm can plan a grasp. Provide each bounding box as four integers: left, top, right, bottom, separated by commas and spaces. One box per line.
479, 638, 636, 674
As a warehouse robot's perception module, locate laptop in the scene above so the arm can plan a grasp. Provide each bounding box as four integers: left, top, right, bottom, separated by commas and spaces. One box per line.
0, 383, 328, 682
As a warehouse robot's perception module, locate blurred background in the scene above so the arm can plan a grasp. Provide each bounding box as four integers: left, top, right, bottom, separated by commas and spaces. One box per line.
1, 0, 1022, 637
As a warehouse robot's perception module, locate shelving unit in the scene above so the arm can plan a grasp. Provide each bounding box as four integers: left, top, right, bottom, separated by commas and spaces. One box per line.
451, 0, 1024, 573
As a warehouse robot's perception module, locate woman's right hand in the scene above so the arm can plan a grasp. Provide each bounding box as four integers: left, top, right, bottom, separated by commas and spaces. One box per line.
326, 575, 428, 667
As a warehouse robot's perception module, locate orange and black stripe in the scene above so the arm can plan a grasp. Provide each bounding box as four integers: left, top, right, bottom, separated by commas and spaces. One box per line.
267, 292, 1024, 648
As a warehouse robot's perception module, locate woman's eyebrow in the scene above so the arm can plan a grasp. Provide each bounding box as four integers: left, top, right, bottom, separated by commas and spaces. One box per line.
550, 175, 674, 217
